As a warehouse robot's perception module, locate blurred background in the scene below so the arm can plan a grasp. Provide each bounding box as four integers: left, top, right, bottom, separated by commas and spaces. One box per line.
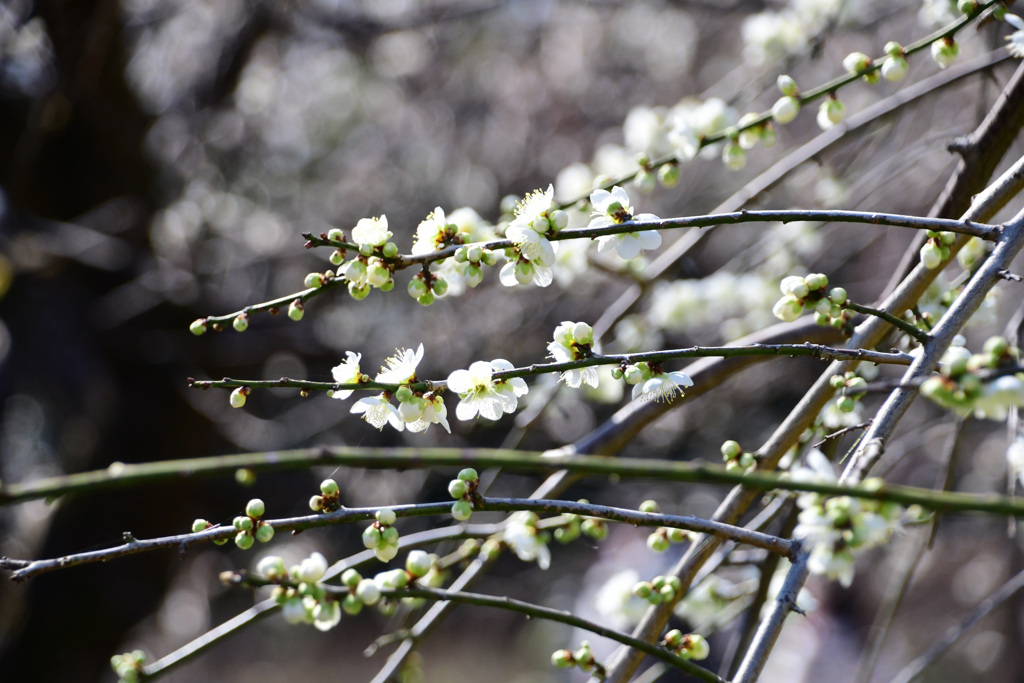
1, 0, 1024, 681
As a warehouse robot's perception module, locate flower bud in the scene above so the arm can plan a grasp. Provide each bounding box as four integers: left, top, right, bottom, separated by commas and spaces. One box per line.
458, 468, 479, 482
234, 515, 253, 532
355, 578, 381, 605
406, 550, 432, 577
327, 228, 344, 242
451, 499, 473, 521
842, 52, 872, 75
245, 498, 265, 518
639, 499, 659, 513
233, 313, 249, 332
235, 531, 254, 550
932, 38, 959, 69
229, 387, 248, 408
448, 479, 468, 499
647, 532, 670, 552
777, 74, 799, 96
255, 524, 275, 543
287, 300, 304, 321
772, 96, 800, 124
721, 440, 742, 459
363, 525, 383, 549
376, 508, 397, 526
309, 495, 324, 512
304, 273, 323, 289
432, 277, 449, 296
881, 55, 908, 81
190, 318, 208, 336
658, 163, 680, 187
920, 241, 943, 269
191, 519, 209, 533
382, 241, 399, 258
417, 291, 435, 306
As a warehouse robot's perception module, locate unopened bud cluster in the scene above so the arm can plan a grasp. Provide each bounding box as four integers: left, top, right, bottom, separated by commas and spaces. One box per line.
721, 439, 757, 471
551, 641, 605, 678
229, 498, 274, 549
256, 551, 342, 631
448, 468, 479, 521
772, 273, 850, 330
662, 629, 710, 661
921, 337, 1024, 420
363, 508, 401, 562
309, 477, 343, 513
919, 230, 956, 269
110, 650, 147, 683
633, 574, 684, 604
828, 372, 868, 413
453, 243, 499, 289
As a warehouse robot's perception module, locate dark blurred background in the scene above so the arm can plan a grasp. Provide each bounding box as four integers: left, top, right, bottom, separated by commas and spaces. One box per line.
1, 1, 1024, 681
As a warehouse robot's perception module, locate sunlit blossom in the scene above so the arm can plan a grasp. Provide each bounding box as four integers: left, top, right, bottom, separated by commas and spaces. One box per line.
351, 215, 390, 247
351, 394, 404, 430
375, 344, 424, 385
504, 512, 550, 570
631, 370, 693, 403
330, 351, 362, 400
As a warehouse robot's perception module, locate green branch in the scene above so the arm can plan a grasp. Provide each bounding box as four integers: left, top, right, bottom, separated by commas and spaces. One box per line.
5, 449, 1024, 518
844, 300, 930, 343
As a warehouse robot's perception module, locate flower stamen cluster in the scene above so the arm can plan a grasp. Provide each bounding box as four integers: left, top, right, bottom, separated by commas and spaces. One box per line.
446, 359, 528, 421
500, 185, 564, 288
618, 361, 694, 403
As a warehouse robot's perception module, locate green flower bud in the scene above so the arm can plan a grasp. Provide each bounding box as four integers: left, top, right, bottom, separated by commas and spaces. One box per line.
881, 55, 908, 81
664, 629, 684, 648
304, 273, 323, 289
287, 300, 304, 321
777, 74, 799, 97
406, 550, 432, 577
189, 318, 208, 336
610, 366, 623, 380
309, 495, 324, 512
255, 524, 275, 543
234, 515, 253, 532
551, 649, 574, 668
639, 499, 659, 513
458, 468, 479, 482
191, 519, 209, 533
417, 291, 434, 306
382, 241, 399, 258
229, 387, 247, 409
245, 498, 265, 519
342, 593, 363, 615
633, 581, 652, 598
376, 508, 397, 526
684, 634, 710, 660
233, 313, 249, 332
722, 142, 746, 171
408, 278, 428, 298
451, 499, 473, 521
363, 525, 383, 549
327, 228, 344, 242
348, 282, 370, 300
647, 532, 670, 552
721, 440, 742, 459
320, 478, 339, 496
329, 249, 345, 266
657, 163, 680, 188
581, 518, 608, 541
234, 531, 254, 550
381, 525, 400, 546
842, 52, 873, 75
805, 273, 828, 290
431, 278, 448, 296
448, 479, 468, 499
837, 395, 857, 412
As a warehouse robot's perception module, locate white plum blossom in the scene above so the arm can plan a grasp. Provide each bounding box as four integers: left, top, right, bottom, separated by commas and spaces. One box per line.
547, 321, 598, 389
632, 370, 694, 403
503, 512, 551, 570
548, 339, 599, 389
588, 186, 662, 259
667, 118, 700, 160
499, 258, 553, 288
312, 601, 341, 632
593, 568, 648, 629
1005, 14, 1024, 58
351, 215, 391, 248
411, 207, 450, 255
972, 374, 1024, 420
330, 351, 362, 400
511, 184, 556, 231
506, 222, 556, 265
790, 449, 902, 587
375, 344, 424, 385
351, 393, 404, 431
447, 360, 511, 420
491, 358, 529, 413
